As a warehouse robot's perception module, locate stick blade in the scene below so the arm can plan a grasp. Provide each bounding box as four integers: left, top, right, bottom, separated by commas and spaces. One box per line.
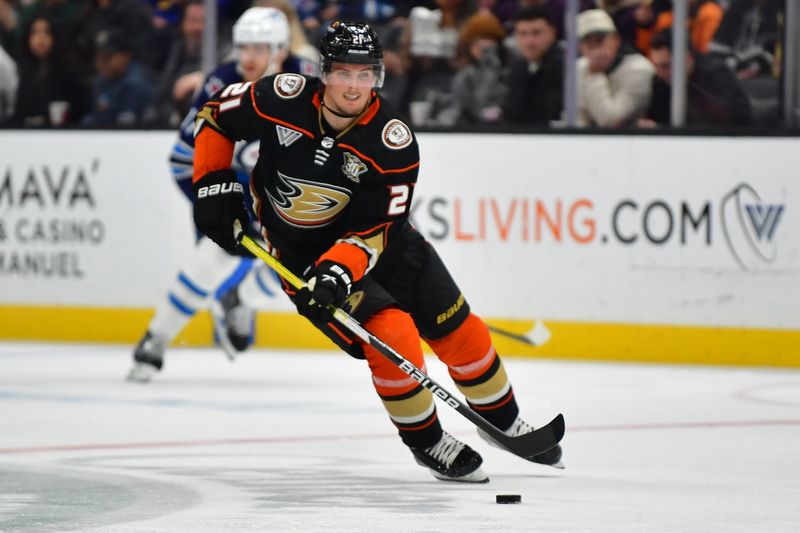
528, 320, 552, 346
504, 413, 565, 460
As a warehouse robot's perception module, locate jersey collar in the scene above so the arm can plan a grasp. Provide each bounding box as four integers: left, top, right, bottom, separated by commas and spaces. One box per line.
314, 89, 382, 139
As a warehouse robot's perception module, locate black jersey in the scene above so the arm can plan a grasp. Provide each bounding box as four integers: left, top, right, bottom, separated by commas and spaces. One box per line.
195, 73, 420, 277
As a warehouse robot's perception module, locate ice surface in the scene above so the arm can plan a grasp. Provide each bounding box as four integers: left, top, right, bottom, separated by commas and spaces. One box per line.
1, 342, 799, 532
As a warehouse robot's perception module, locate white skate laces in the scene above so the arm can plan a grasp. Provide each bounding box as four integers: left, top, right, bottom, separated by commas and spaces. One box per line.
505, 417, 534, 437
411, 431, 489, 483
425, 432, 466, 468
478, 416, 565, 468
477, 417, 530, 446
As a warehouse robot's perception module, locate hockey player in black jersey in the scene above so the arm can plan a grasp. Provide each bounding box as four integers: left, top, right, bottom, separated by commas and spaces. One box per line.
191, 20, 562, 482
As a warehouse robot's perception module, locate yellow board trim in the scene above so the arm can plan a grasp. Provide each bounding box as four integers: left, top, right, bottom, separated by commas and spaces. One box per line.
485, 319, 800, 368
0, 306, 798, 367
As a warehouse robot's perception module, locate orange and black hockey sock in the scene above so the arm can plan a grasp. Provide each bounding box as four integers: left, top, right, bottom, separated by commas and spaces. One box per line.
362, 307, 443, 449
428, 313, 519, 431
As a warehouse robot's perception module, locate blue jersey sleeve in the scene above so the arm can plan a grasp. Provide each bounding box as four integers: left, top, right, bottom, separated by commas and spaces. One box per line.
168, 63, 242, 198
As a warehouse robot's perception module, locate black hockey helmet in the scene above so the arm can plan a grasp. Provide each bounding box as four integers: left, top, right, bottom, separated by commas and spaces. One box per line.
319, 20, 385, 88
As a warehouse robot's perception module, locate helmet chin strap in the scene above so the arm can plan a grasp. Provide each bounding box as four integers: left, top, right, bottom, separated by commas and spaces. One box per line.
320, 99, 364, 119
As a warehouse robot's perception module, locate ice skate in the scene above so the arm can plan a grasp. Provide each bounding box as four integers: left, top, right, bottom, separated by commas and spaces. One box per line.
210, 287, 254, 360
126, 331, 166, 383
410, 431, 489, 483
478, 417, 564, 468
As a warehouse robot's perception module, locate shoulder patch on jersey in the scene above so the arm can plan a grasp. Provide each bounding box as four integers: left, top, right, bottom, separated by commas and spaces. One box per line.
381, 119, 413, 150
273, 74, 306, 99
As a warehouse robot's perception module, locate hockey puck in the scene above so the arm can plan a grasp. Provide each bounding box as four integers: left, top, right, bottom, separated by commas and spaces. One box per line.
496, 494, 521, 504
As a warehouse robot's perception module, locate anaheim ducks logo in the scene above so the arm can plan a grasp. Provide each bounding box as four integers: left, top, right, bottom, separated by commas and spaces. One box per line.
267, 172, 351, 227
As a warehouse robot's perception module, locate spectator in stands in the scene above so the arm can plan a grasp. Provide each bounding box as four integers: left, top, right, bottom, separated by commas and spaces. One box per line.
576, 9, 654, 128
431, 8, 507, 126
151, 0, 206, 126
479, 0, 519, 30
82, 29, 153, 126
711, 0, 781, 79
517, 0, 594, 38
399, 0, 475, 114
596, 0, 644, 50
314, 0, 399, 30
0, 40, 16, 122
12, 16, 90, 127
145, 0, 186, 29
0, 0, 88, 59
637, 0, 723, 55
504, 6, 562, 126
642, 28, 754, 127
0, 0, 19, 55
76, 0, 158, 71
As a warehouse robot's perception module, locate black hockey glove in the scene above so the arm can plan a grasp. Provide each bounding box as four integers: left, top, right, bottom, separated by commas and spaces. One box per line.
193, 169, 249, 255
295, 260, 353, 322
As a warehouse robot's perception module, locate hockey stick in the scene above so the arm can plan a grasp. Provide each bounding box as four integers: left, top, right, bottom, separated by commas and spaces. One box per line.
487, 321, 551, 347
238, 233, 565, 461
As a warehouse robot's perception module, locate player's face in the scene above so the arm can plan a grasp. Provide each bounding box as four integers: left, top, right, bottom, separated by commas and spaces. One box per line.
323, 63, 375, 115
238, 43, 272, 82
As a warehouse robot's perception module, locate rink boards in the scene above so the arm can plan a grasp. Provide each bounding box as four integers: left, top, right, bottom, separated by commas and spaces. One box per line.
0, 131, 798, 366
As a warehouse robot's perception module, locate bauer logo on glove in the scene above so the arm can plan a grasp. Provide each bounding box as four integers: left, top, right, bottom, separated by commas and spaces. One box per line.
193, 169, 250, 254
197, 182, 244, 198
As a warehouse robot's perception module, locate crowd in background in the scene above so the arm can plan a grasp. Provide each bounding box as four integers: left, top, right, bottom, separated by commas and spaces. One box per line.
0, 0, 786, 129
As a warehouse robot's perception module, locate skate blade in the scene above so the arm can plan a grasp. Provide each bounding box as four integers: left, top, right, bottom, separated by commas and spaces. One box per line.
126, 363, 158, 383
209, 299, 237, 362
432, 467, 490, 484
541, 459, 565, 470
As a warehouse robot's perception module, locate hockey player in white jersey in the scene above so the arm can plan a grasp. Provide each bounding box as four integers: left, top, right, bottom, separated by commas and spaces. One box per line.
127, 7, 307, 382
